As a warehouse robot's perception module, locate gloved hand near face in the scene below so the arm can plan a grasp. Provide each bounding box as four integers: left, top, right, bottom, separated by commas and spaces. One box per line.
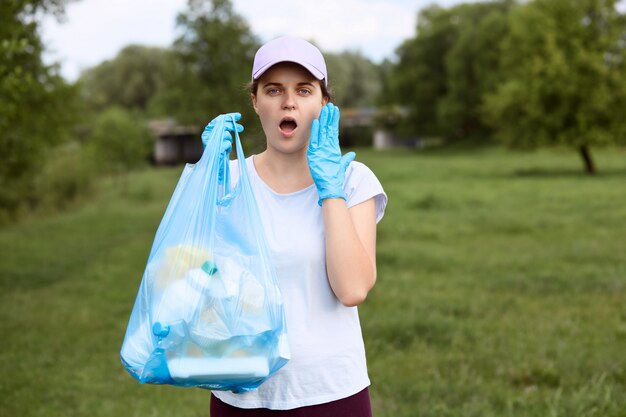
307, 103, 356, 206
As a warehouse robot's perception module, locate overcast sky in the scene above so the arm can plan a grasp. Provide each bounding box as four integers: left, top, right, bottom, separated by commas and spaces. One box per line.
42, 0, 474, 81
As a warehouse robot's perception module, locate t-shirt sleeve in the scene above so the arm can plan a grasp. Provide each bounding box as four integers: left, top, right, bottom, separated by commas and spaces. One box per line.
344, 161, 388, 223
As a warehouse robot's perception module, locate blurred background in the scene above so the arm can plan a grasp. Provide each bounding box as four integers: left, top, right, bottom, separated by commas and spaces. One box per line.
1, 0, 625, 416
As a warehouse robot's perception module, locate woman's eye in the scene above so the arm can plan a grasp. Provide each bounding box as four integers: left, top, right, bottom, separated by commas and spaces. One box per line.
298, 89, 311, 96
266, 88, 281, 95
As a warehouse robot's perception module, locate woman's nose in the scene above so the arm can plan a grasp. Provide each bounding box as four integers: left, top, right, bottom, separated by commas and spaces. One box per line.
281, 91, 296, 110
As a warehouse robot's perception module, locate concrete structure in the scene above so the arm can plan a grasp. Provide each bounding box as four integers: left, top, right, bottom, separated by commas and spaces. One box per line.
149, 120, 202, 166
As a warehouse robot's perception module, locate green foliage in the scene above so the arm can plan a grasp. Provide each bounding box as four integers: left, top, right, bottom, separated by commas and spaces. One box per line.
34, 142, 95, 210
438, 1, 512, 140
0, 0, 80, 221
482, 0, 626, 168
386, 5, 453, 137
383, 0, 625, 172
325, 50, 382, 109
86, 107, 153, 173
385, 1, 514, 140
152, 0, 260, 128
1, 148, 625, 416
79, 45, 173, 112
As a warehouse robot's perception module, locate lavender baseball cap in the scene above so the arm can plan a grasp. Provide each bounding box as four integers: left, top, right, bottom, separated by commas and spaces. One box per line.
252, 36, 328, 86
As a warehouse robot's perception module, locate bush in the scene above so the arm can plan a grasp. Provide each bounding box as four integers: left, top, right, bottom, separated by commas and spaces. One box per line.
34, 143, 96, 210
86, 107, 153, 174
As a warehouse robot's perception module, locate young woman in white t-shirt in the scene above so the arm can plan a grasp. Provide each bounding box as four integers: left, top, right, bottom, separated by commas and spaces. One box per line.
206, 36, 387, 417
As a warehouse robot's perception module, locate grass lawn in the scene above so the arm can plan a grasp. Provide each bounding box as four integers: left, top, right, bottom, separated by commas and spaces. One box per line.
1, 146, 625, 416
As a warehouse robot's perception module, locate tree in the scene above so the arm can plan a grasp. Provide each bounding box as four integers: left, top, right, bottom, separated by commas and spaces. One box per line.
79, 45, 173, 112
482, 0, 626, 173
384, 1, 515, 141
0, 0, 79, 220
152, 0, 260, 130
86, 107, 153, 173
325, 50, 382, 109
438, 1, 513, 140
386, 5, 455, 138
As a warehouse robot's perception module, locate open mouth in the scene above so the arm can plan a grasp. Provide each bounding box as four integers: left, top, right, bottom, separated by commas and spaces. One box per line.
279, 117, 297, 135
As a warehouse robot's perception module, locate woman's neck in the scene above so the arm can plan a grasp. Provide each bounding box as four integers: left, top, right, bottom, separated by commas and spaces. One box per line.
253, 148, 314, 194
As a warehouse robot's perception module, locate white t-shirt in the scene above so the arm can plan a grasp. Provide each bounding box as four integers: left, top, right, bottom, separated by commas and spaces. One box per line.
213, 156, 387, 410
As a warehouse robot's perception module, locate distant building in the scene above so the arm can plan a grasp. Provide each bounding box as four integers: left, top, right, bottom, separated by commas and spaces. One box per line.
367, 107, 422, 150
373, 129, 423, 150
148, 120, 202, 165
341, 107, 379, 128
343, 107, 422, 150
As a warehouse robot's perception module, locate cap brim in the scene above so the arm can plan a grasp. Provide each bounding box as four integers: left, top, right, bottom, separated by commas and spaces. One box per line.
252, 60, 325, 83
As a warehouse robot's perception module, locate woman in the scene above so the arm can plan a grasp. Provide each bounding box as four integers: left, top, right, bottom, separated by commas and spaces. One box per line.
207, 36, 387, 416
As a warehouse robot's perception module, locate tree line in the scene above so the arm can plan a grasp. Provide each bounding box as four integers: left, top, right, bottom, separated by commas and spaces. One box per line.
1, 0, 625, 223
385, 0, 625, 173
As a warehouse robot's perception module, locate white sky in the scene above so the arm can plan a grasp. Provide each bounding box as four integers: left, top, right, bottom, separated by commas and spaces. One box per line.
42, 0, 475, 81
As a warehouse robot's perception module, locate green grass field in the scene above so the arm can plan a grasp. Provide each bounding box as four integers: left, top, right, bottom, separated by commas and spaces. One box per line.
1, 146, 625, 417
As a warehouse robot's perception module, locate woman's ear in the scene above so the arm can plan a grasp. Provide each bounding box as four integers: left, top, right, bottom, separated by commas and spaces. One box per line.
322, 96, 329, 106
251, 94, 258, 113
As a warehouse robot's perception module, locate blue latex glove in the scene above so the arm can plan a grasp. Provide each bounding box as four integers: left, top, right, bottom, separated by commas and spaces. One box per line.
201, 112, 244, 153
307, 103, 356, 206
201, 113, 244, 182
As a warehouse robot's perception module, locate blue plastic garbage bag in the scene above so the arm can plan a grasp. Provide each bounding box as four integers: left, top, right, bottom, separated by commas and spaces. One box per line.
120, 114, 289, 392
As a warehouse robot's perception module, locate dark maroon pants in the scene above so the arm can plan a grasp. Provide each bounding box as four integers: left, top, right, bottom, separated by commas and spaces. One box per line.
210, 388, 373, 417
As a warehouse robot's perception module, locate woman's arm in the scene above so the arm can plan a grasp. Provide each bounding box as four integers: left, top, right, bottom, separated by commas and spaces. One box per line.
322, 197, 377, 307
307, 103, 379, 306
